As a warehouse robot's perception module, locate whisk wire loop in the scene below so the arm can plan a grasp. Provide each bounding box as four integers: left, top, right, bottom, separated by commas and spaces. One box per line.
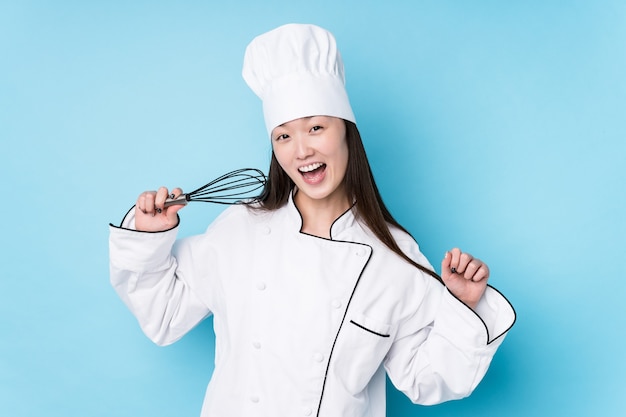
163, 168, 266, 207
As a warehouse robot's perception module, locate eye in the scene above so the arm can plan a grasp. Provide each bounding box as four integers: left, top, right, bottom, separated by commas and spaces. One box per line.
310, 125, 323, 132
274, 133, 289, 141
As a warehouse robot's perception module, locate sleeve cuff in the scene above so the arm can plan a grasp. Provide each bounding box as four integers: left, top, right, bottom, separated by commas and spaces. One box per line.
109, 206, 180, 271
108, 205, 180, 232
436, 285, 516, 346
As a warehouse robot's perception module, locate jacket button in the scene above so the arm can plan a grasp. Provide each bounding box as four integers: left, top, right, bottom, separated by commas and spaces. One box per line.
303, 407, 313, 416
262, 226, 271, 235
257, 282, 267, 291
331, 299, 342, 309
252, 341, 261, 349
313, 352, 324, 363
250, 395, 260, 403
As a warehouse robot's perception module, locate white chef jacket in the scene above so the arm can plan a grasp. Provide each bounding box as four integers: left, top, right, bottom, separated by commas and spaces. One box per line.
109, 192, 515, 417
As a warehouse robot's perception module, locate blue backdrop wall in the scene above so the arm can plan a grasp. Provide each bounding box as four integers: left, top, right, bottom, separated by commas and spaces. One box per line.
2, 1, 624, 416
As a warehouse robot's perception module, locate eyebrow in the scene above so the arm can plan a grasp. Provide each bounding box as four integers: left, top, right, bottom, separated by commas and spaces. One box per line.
276, 116, 315, 128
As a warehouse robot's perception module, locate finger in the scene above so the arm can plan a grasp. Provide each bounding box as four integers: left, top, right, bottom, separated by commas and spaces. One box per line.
471, 263, 490, 282
449, 248, 461, 274
169, 187, 183, 199
155, 187, 170, 211
136, 193, 146, 214
456, 251, 474, 274
463, 258, 482, 280
144, 191, 156, 215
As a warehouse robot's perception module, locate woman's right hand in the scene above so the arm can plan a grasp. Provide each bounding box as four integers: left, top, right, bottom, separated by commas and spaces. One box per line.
135, 187, 185, 232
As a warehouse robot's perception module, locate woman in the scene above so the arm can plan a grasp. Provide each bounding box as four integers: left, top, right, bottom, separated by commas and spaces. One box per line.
110, 24, 515, 417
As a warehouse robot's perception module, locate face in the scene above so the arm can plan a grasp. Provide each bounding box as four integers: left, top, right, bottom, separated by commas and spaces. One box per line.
271, 116, 349, 209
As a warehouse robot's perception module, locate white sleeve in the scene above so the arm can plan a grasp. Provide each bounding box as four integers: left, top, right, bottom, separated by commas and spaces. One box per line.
108, 207, 212, 346
385, 280, 515, 404
384, 238, 516, 404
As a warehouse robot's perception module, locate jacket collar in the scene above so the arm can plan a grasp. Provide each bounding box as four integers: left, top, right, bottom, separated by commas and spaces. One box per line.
287, 189, 358, 241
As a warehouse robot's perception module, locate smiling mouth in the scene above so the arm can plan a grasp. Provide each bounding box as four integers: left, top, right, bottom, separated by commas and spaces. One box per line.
299, 163, 326, 181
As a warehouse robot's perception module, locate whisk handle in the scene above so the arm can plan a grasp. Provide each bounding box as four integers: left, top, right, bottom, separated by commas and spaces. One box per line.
163, 194, 190, 207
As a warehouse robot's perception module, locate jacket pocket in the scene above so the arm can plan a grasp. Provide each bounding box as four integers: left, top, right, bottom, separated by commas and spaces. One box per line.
349, 319, 391, 338
331, 313, 396, 394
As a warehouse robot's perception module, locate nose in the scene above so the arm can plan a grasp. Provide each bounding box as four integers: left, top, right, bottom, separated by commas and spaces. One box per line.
294, 135, 314, 160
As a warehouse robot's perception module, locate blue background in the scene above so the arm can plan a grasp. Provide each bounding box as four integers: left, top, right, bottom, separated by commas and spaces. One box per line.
2, 1, 624, 416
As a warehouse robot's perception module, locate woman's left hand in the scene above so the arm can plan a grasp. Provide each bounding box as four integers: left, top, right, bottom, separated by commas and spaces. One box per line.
441, 248, 489, 310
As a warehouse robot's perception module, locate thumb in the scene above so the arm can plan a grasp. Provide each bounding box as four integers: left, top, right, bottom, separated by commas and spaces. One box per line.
441, 251, 451, 274
165, 204, 185, 223
440, 251, 454, 285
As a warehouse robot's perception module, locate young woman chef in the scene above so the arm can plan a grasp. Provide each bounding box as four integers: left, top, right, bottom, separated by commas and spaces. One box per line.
109, 23, 516, 417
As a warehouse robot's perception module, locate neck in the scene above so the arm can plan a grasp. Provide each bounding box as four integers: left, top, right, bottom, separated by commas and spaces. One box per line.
294, 189, 351, 239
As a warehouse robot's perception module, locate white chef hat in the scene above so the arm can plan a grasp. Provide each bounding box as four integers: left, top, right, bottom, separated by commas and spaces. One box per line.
242, 23, 356, 137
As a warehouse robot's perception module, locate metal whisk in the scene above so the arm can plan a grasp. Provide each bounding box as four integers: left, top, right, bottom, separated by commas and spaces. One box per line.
163, 168, 266, 207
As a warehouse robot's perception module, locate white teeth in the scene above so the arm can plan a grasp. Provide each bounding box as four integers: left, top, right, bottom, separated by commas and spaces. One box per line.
299, 163, 324, 173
